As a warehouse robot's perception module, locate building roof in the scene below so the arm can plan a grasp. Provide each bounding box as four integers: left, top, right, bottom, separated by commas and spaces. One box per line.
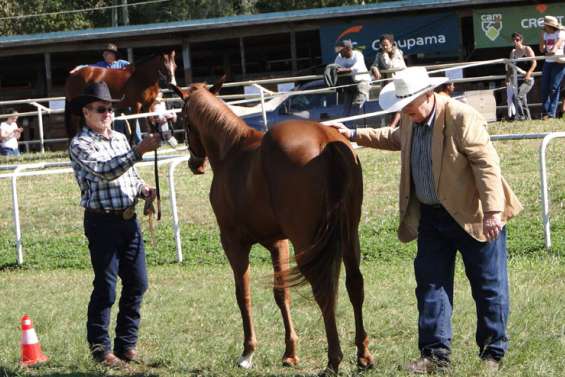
0, 0, 520, 49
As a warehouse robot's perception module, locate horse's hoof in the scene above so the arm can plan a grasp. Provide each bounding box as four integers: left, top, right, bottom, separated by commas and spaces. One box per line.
237, 354, 254, 369
357, 353, 375, 369
281, 356, 299, 367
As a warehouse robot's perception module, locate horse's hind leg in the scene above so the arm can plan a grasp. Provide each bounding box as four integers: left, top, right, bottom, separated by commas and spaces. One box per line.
343, 233, 374, 369
265, 239, 299, 367
222, 236, 256, 368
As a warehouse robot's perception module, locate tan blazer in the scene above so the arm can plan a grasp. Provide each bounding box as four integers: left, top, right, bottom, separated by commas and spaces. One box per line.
354, 94, 522, 242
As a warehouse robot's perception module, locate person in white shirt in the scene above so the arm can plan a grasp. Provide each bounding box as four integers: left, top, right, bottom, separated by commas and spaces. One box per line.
539, 15, 565, 119
148, 92, 178, 148
0, 109, 23, 156
334, 39, 371, 119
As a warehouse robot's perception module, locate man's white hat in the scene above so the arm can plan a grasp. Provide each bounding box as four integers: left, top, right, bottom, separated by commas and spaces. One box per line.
379, 66, 448, 112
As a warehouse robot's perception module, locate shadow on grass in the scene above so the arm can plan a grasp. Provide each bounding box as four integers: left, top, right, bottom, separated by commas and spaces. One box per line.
0, 262, 23, 272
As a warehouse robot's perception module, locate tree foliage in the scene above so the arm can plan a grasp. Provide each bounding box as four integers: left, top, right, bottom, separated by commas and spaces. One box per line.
0, 0, 393, 35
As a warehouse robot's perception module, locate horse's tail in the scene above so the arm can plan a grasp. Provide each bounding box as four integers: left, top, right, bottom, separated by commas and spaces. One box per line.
280, 141, 359, 303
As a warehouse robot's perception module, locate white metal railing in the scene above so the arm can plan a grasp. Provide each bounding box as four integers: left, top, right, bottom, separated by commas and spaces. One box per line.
1, 55, 557, 152
2, 131, 563, 265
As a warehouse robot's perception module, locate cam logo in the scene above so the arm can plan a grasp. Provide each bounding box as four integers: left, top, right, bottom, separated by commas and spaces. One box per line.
481, 13, 503, 42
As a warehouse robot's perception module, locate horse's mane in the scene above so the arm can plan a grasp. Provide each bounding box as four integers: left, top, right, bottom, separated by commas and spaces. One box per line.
188, 86, 253, 160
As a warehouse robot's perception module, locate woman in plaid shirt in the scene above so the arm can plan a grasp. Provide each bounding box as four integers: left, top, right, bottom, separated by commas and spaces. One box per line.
68, 82, 161, 369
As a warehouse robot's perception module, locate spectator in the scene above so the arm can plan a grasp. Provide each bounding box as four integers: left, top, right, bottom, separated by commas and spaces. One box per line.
370, 34, 407, 128
0, 109, 23, 156
436, 82, 455, 97
333, 39, 371, 121
69, 44, 141, 144
68, 82, 161, 369
69, 43, 129, 74
539, 16, 565, 119
329, 66, 522, 373
148, 92, 178, 148
506, 32, 537, 121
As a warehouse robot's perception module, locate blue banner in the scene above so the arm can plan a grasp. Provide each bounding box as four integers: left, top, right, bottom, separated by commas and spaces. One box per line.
320, 12, 461, 64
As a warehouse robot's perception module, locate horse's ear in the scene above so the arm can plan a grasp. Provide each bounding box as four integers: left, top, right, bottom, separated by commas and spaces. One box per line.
170, 50, 176, 58
170, 84, 188, 100
210, 75, 226, 95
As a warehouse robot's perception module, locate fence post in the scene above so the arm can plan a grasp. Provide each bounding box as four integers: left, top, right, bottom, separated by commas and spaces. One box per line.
538, 132, 565, 251
11, 166, 23, 265
37, 107, 45, 154
168, 156, 190, 263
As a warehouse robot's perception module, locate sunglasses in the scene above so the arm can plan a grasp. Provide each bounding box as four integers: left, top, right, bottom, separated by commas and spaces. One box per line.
88, 106, 114, 114
513, 38, 522, 42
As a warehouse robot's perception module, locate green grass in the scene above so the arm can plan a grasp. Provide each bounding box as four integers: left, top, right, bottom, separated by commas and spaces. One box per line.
0, 119, 564, 376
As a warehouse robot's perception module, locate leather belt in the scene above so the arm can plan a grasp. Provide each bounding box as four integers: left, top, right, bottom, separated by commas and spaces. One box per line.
85, 206, 136, 220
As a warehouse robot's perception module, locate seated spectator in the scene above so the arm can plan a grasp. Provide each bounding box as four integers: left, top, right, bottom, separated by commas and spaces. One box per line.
69, 43, 129, 74
0, 109, 23, 156
69, 44, 141, 144
506, 32, 537, 120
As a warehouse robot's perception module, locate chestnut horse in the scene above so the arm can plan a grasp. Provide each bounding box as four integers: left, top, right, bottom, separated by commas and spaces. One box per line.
64, 50, 177, 138
172, 83, 374, 374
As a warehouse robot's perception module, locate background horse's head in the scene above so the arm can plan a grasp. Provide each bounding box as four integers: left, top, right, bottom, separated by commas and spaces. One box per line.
171, 81, 224, 174
158, 50, 177, 87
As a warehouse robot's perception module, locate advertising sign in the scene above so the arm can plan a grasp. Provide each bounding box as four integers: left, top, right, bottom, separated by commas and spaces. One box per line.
320, 13, 461, 64
474, 3, 565, 48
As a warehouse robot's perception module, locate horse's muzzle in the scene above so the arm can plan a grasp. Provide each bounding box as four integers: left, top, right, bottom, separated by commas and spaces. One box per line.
188, 156, 207, 175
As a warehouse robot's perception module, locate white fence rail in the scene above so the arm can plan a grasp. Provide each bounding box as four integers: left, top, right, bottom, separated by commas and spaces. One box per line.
1, 132, 563, 265
0, 55, 556, 153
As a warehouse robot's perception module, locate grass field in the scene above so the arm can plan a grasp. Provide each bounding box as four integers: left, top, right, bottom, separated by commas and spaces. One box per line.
0, 119, 564, 376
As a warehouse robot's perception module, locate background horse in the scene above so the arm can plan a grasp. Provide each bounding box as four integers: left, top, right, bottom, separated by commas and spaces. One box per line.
64, 50, 177, 138
172, 82, 374, 374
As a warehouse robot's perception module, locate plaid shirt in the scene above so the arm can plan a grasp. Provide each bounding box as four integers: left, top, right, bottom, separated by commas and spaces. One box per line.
69, 127, 145, 210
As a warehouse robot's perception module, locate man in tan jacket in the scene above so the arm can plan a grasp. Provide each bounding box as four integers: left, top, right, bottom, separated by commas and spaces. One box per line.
331, 67, 522, 373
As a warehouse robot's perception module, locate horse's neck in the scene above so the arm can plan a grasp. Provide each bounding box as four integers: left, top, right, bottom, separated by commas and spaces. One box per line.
130, 59, 159, 86
197, 101, 258, 165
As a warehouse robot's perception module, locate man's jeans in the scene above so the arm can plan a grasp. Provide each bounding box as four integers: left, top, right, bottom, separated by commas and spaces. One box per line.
0, 146, 20, 156
84, 211, 148, 355
415, 204, 509, 362
541, 61, 565, 118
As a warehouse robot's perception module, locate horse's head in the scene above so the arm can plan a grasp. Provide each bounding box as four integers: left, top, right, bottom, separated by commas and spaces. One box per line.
170, 83, 212, 174
158, 50, 178, 87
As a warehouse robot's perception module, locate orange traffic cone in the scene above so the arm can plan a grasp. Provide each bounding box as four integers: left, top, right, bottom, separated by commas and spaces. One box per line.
20, 314, 48, 366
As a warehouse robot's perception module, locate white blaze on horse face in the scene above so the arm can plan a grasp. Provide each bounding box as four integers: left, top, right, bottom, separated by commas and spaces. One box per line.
237, 354, 253, 369
169, 67, 177, 86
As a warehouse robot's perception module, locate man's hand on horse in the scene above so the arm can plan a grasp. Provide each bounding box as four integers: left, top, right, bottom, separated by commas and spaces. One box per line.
325, 122, 352, 139
134, 133, 161, 156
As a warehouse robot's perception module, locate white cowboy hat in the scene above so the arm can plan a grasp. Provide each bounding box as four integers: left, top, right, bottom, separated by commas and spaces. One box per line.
543, 16, 565, 30
379, 66, 448, 112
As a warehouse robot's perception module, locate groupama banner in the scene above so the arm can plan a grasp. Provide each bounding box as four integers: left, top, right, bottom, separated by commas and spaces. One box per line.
474, 3, 565, 48
319, 12, 460, 64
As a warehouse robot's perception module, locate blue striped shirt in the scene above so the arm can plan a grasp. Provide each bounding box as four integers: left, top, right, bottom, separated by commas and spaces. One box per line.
69, 127, 144, 210
92, 59, 130, 69
410, 106, 440, 205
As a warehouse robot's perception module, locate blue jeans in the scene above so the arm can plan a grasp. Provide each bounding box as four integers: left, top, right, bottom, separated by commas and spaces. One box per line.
84, 211, 148, 355
0, 146, 20, 156
114, 119, 142, 145
540, 61, 565, 118
415, 204, 509, 362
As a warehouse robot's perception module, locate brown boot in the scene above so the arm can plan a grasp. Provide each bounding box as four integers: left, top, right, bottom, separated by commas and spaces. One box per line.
482, 357, 501, 372
405, 357, 449, 374
115, 348, 141, 364
92, 351, 128, 369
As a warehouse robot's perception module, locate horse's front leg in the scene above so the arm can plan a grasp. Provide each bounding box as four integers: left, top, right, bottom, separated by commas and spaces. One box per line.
343, 234, 374, 369
222, 236, 255, 368
265, 239, 299, 367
